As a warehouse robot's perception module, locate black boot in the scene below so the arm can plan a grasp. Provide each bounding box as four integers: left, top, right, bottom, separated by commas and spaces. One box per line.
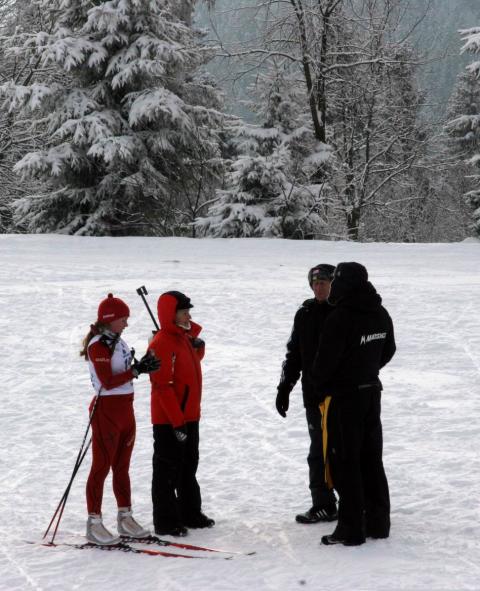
296, 504, 338, 524
366, 527, 389, 539
184, 512, 215, 529
321, 523, 365, 546
154, 525, 188, 537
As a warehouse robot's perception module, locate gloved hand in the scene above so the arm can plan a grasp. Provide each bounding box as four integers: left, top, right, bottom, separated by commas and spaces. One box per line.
174, 426, 187, 443
190, 337, 205, 349
275, 388, 290, 418
132, 351, 160, 377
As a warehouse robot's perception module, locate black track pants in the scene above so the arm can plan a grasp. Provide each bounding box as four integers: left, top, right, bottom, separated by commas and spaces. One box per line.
152, 422, 202, 530
328, 389, 390, 538
305, 405, 337, 508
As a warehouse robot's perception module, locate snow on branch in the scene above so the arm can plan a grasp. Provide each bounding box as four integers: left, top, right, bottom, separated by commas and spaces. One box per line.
460, 28, 480, 55
87, 135, 144, 164
127, 88, 191, 129
14, 143, 87, 177
0, 82, 59, 112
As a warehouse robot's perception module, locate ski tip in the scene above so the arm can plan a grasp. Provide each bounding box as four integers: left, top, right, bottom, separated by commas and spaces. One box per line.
24, 540, 56, 547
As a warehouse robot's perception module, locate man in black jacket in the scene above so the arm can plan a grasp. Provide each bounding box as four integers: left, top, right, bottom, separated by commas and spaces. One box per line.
276, 264, 338, 524
311, 262, 396, 546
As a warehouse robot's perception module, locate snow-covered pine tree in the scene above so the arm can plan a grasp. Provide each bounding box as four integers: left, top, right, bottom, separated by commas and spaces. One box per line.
445, 27, 480, 237
0, 0, 54, 232
196, 63, 332, 238
0, 0, 223, 235
445, 71, 480, 157
441, 69, 480, 239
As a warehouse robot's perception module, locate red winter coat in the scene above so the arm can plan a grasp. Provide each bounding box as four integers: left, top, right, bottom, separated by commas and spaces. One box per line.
148, 293, 205, 427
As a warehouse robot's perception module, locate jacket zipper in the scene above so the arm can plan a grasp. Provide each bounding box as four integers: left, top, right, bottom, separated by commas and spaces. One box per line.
186, 337, 202, 391
181, 386, 190, 412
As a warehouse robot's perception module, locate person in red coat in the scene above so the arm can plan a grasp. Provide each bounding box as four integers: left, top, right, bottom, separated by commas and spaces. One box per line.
148, 291, 214, 537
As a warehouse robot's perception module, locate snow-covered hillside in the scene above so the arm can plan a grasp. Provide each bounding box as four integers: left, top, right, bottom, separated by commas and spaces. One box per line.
1, 235, 479, 591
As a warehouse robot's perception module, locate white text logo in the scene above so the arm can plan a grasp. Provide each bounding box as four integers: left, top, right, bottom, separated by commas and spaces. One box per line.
360, 332, 386, 346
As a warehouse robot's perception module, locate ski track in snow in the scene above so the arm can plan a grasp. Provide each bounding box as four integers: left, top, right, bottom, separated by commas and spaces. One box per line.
1, 235, 479, 591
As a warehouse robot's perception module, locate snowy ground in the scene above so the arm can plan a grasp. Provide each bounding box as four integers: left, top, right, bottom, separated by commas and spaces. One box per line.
0, 235, 479, 591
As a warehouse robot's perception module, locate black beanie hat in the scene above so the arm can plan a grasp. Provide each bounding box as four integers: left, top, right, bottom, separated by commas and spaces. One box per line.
308, 263, 335, 286
164, 290, 193, 311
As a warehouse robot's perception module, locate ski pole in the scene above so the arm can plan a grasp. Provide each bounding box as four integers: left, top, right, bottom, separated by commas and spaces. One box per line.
47, 438, 92, 545
43, 389, 102, 543
43, 438, 91, 542
136, 285, 159, 330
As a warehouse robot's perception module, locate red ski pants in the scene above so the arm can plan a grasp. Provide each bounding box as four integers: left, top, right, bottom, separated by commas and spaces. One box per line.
86, 394, 135, 514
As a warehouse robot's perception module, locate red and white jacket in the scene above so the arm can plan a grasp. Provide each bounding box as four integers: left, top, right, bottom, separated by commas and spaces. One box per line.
148, 293, 205, 427
88, 333, 134, 396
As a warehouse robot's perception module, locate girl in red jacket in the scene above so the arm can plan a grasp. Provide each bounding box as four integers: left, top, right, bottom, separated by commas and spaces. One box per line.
148, 291, 214, 537
81, 293, 159, 545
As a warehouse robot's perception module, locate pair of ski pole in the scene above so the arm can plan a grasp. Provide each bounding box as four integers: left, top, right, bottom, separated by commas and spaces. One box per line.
43, 393, 101, 544
43, 286, 158, 544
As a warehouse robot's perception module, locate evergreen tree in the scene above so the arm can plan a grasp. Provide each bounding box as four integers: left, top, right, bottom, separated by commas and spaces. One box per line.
1, 0, 223, 235
197, 64, 332, 238
0, 0, 53, 232
445, 70, 480, 157
445, 27, 480, 237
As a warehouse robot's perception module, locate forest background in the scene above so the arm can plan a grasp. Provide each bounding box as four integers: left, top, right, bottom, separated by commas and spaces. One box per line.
1, 0, 480, 242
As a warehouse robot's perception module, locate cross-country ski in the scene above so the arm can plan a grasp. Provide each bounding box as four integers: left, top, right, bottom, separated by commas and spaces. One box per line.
26, 540, 233, 560
120, 535, 256, 556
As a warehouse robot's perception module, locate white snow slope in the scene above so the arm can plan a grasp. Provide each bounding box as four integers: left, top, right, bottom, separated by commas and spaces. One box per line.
0, 235, 479, 591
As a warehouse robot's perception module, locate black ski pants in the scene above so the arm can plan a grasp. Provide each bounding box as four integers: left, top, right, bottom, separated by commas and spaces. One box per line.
152, 421, 202, 531
305, 405, 337, 508
327, 388, 390, 539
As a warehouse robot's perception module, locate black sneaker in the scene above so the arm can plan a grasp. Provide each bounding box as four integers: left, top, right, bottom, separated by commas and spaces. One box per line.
184, 513, 215, 529
295, 504, 338, 524
321, 524, 365, 546
154, 525, 188, 537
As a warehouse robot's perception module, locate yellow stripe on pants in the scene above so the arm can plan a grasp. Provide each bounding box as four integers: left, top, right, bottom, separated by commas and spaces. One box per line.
319, 396, 333, 489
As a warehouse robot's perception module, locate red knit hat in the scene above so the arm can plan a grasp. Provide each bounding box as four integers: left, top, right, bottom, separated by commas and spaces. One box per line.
97, 293, 130, 323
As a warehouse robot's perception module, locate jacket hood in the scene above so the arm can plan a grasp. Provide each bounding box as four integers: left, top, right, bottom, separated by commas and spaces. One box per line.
157, 293, 180, 333
157, 293, 202, 336
334, 281, 382, 311
328, 262, 369, 306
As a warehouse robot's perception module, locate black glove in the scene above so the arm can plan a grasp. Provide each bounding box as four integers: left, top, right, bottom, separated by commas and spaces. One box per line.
174, 425, 187, 443
132, 351, 160, 377
275, 388, 290, 418
190, 337, 205, 349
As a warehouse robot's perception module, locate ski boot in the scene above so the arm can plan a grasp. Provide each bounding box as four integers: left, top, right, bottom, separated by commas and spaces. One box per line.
86, 514, 120, 545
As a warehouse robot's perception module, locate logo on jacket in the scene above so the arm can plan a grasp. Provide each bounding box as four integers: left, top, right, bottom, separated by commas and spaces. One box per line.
360, 332, 386, 346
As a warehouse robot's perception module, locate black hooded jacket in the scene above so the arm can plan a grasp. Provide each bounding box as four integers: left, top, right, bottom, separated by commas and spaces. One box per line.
278, 298, 333, 407
311, 281, 396, 399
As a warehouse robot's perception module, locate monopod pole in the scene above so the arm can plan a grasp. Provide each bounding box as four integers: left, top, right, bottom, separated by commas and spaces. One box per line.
136, 286, 159, 330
